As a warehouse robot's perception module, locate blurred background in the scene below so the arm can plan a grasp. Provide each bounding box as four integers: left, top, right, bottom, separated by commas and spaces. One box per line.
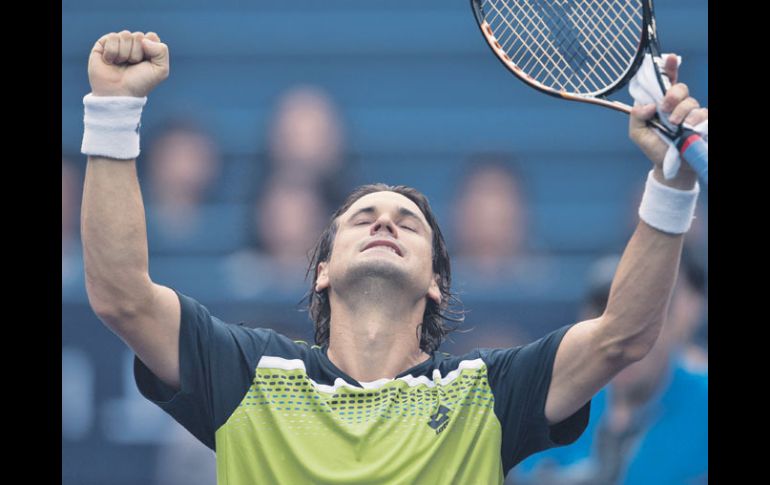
62, 1, 708, 484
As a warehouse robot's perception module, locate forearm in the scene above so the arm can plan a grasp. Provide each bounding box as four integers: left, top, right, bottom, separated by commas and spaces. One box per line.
82, 155, 153, 317
598, 163, 697, 361
600, 219, 684, 360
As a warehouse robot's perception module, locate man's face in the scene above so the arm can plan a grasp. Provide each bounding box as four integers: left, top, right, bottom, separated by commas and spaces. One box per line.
315, 191, 441, 305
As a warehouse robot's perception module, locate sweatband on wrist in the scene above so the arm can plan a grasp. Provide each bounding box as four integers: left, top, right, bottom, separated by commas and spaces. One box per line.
638, 170, 700, 235
81, 94, 148, 160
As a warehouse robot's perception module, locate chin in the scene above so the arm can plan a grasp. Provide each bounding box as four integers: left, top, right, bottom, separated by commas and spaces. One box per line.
353, 257, 407, 277
333, 258, 415, 290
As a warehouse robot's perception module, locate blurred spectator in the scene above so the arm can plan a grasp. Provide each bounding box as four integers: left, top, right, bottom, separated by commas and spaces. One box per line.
143, 118, 222, 250
451, 154, 529, 279
266, 84, 353, 208
448, 154, 538, 350
508, 250, 708, 485
449, 154, 552, 290
224, 176, 330, 298
221, 85, 353, 299
62, 155, 84, 296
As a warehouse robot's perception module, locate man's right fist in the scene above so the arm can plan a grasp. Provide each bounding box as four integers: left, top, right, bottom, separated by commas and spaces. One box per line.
88, 31, 170, 98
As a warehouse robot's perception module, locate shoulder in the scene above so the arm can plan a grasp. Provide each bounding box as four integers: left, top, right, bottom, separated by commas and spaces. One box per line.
476, 324, 574, 371
175, 290, 315, 366
256, 329, 317, 361
431, 348, 487, 375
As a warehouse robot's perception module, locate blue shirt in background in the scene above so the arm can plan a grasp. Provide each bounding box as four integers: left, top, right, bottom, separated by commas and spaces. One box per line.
509, 355, 708, 485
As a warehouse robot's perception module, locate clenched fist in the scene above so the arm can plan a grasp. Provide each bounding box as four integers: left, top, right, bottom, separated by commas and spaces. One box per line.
88, 31, 170, 97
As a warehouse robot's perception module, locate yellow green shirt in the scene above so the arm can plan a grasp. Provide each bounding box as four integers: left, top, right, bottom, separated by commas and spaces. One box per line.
135, 290, 590, 484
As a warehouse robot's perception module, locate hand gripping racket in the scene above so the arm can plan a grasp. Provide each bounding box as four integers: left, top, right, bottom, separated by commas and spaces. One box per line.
470, 0, 708, 184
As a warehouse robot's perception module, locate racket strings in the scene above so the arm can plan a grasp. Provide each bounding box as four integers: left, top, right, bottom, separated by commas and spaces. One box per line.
562, 2, 635, 89
570, 1, 639, 75
481, 0, 643, 95
486, 0, 581, 90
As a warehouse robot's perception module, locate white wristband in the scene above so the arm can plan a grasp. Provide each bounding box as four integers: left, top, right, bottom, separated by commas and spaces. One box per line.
81, 94, 148, 160
638, 170, 700, 234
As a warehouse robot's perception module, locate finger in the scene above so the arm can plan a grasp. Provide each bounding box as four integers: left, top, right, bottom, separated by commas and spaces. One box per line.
141, 38, 170, 73
668, 97, 700, 125
92, 33, 111, 56
661, 83, 689, 113
103, 33, 120, 64
629, 102, 658, 130
683, 107, 708, 128
145, 32, 161, 43
629, 103, 667, 163
128, 32, 145, 63
116, 30, 133, 64
663, 53, 680, 84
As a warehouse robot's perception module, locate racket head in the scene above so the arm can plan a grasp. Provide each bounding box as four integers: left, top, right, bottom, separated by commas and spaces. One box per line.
470, 0, 654, 106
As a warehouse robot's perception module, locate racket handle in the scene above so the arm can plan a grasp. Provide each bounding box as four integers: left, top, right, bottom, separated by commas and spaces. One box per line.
676, 128, 708, 185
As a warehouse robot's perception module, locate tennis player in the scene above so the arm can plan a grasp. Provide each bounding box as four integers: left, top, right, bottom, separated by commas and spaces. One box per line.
80, 31, 707, 483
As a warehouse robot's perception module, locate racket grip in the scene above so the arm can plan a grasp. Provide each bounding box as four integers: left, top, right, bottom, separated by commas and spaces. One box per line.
676, 128, 708, 185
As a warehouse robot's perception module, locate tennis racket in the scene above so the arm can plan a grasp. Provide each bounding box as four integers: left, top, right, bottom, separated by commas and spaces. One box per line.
470, 0, 708, 184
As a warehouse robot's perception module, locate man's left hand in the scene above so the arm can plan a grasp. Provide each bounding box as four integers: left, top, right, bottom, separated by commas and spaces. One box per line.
629, 54, 708, 190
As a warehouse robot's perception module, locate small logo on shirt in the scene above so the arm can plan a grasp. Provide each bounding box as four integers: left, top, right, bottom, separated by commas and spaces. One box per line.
428, 405, 451, 435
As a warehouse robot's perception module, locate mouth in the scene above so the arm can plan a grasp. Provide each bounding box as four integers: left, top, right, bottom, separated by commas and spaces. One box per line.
364, 246, 401, 256
362, 240, 403, 257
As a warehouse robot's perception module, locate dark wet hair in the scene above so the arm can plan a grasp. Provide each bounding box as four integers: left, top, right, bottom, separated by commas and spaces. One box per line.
300, 183, 466, 353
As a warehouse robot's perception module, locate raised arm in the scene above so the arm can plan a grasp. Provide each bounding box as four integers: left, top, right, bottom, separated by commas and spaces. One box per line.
543, 55, 708, 424
81, 31, 182, 390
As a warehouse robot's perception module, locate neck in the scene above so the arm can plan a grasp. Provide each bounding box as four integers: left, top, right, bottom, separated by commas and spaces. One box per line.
325, 282, 431, 383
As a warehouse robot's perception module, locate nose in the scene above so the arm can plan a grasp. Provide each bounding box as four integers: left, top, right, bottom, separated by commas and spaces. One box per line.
370, 214, 398, 237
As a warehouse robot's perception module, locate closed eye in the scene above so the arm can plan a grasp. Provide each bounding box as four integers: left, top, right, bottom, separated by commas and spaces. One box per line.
354, 220, 416, 232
